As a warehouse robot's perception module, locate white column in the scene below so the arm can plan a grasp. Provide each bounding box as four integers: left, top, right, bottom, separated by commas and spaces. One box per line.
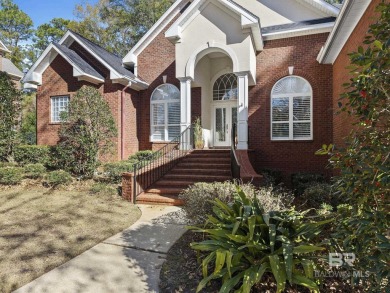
236, 72, 249, 150
179, 77, 192, 149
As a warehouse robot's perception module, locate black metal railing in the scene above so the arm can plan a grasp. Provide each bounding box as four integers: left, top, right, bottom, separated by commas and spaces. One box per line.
131, 126, 193, 203
231, 123, 241, 179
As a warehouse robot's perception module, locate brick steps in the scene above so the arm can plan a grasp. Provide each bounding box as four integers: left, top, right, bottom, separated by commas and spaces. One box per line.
137, 149, 232, 206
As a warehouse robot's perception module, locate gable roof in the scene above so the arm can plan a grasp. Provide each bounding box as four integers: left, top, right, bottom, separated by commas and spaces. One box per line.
53, 43, 104, 81
0, 39, 10, 53
59, 30, 148, 89
165, 0, 264, 51
317, 0, 372, 64
23, 42, 105, 86
1, 57, 23, 79
123, 0, 339, 70
24, 30, 148, 90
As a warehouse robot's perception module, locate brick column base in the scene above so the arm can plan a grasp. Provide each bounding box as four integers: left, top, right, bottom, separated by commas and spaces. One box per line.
122, 172, 135, 203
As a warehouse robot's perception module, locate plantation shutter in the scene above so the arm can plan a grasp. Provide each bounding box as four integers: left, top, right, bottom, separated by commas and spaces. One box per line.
293, 96, 311, 139
271, 77, 312, 140
151, 84, 180, 141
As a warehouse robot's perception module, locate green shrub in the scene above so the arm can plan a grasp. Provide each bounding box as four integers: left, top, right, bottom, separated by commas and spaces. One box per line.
0, 167, 24, 185
179, 181, 293, 225
301, 183, 344, 210
13, 145, 50, 166
90, 182, 118, 196
128, 150, 157, 162
0, 162, 18, 168
24, 163, 46, 179
261, 169, 283, 186
44, 170, 72, 187
291, 172, 324, 195
103, 161, 135, 183
190, 187, 330, 293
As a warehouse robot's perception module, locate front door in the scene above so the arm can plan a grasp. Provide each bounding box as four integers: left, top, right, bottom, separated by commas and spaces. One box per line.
213, 104, 237, 147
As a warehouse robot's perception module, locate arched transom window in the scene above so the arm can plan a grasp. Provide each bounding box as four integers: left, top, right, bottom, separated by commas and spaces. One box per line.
213, 73, 237, 101
271, 76, 312, 140
151, 84, 180, 141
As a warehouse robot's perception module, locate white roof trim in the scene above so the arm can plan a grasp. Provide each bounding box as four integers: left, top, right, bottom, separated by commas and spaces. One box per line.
0, 40, 11, 53
23, 43, 104, 86
165, 0, 263, 50
123, 0, 189, 66
59, 31, 148, 89
317, 0, 371, 64
297, 0, 340, 17
263, 22, 334, 40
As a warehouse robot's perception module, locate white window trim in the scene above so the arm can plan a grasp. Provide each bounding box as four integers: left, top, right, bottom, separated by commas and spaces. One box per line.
50, 95, 69, 123
150, 84, 180, 142
270, 76, 313, 141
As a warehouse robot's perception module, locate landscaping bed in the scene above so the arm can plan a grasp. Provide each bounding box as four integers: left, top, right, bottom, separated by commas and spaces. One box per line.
0, 184, 141, 292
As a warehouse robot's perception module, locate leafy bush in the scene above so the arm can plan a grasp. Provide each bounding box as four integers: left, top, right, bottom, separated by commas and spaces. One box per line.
0, 167, 24, 185
56, 86, 117, 177
44, 170, 73, 187
13, 145, 50, 166
179, 181, 293, 225
24, 163, 46, 179
0, 162, 18, 168
0, 72, 21, 161
291, 173, 324, 195
103, 161, 135, 183
190, 187, 330, 293
90, 182, 118, 196
261, 169, 283, 186
301, 183, 344, 210
128, 150, 156, 162
315, 4, 389, 290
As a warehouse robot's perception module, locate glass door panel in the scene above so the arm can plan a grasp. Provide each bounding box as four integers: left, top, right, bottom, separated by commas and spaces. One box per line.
215, 107, 227, 144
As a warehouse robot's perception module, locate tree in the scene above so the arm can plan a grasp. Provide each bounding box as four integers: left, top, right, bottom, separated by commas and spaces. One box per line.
33, 18, 72, 51
317, 3, 389, 291
71, 0, 174, 57
0, 0, 33, 68
56, 86, 117, 177
20, 92, 37, 145
0, 72, 21, 161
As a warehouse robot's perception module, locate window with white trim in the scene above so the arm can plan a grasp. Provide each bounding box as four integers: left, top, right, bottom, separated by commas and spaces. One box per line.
150, 84, 180, 141
271, 76, 312, 140
51, 95, 69, 123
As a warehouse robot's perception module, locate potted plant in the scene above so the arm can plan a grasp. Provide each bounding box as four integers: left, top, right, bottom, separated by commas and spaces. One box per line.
193, 117, 204, 149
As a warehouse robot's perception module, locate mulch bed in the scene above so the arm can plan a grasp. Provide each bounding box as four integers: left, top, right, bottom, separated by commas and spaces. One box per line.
160, 231, 363, 293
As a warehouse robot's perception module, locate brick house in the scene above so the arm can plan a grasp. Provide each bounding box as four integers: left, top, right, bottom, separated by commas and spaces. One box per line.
0, 39, 23, 88
23, 0, 382, 196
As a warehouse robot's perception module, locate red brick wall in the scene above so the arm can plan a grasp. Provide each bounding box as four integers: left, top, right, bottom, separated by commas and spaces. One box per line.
248, 33, 333, 182
37, 53, 139, 161
332, 0, 381, 147
137, 17, 180, 150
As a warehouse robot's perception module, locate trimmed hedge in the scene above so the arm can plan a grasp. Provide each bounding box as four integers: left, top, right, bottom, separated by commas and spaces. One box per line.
24, 163, 46, 179
103, 161, 135, 183
44, 170, 73, 187
291, 172, 325, 195
0, 167, 24, 185
13, 145, 50, 166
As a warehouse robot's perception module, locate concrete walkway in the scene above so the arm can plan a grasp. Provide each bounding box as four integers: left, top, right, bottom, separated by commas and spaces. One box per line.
14, 205, 187, 293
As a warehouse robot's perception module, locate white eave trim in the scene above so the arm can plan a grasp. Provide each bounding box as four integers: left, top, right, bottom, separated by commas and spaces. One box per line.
297, 0, 340, 17
317, 0, 372, 64
0, 40, 11, 53
165, 0, 263, 50
263, 22, 334, 40
23, 43, 104, 86
123, 0, 188, 66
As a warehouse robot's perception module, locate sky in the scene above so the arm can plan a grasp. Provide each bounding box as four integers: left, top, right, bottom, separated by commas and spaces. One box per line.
14, 0, 99, 28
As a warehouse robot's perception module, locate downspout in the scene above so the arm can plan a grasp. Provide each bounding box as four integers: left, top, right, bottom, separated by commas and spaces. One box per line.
121, 84, 131, 160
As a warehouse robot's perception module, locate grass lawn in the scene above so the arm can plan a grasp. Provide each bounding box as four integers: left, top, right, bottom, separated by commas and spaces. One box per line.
0, 185, 141, 293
